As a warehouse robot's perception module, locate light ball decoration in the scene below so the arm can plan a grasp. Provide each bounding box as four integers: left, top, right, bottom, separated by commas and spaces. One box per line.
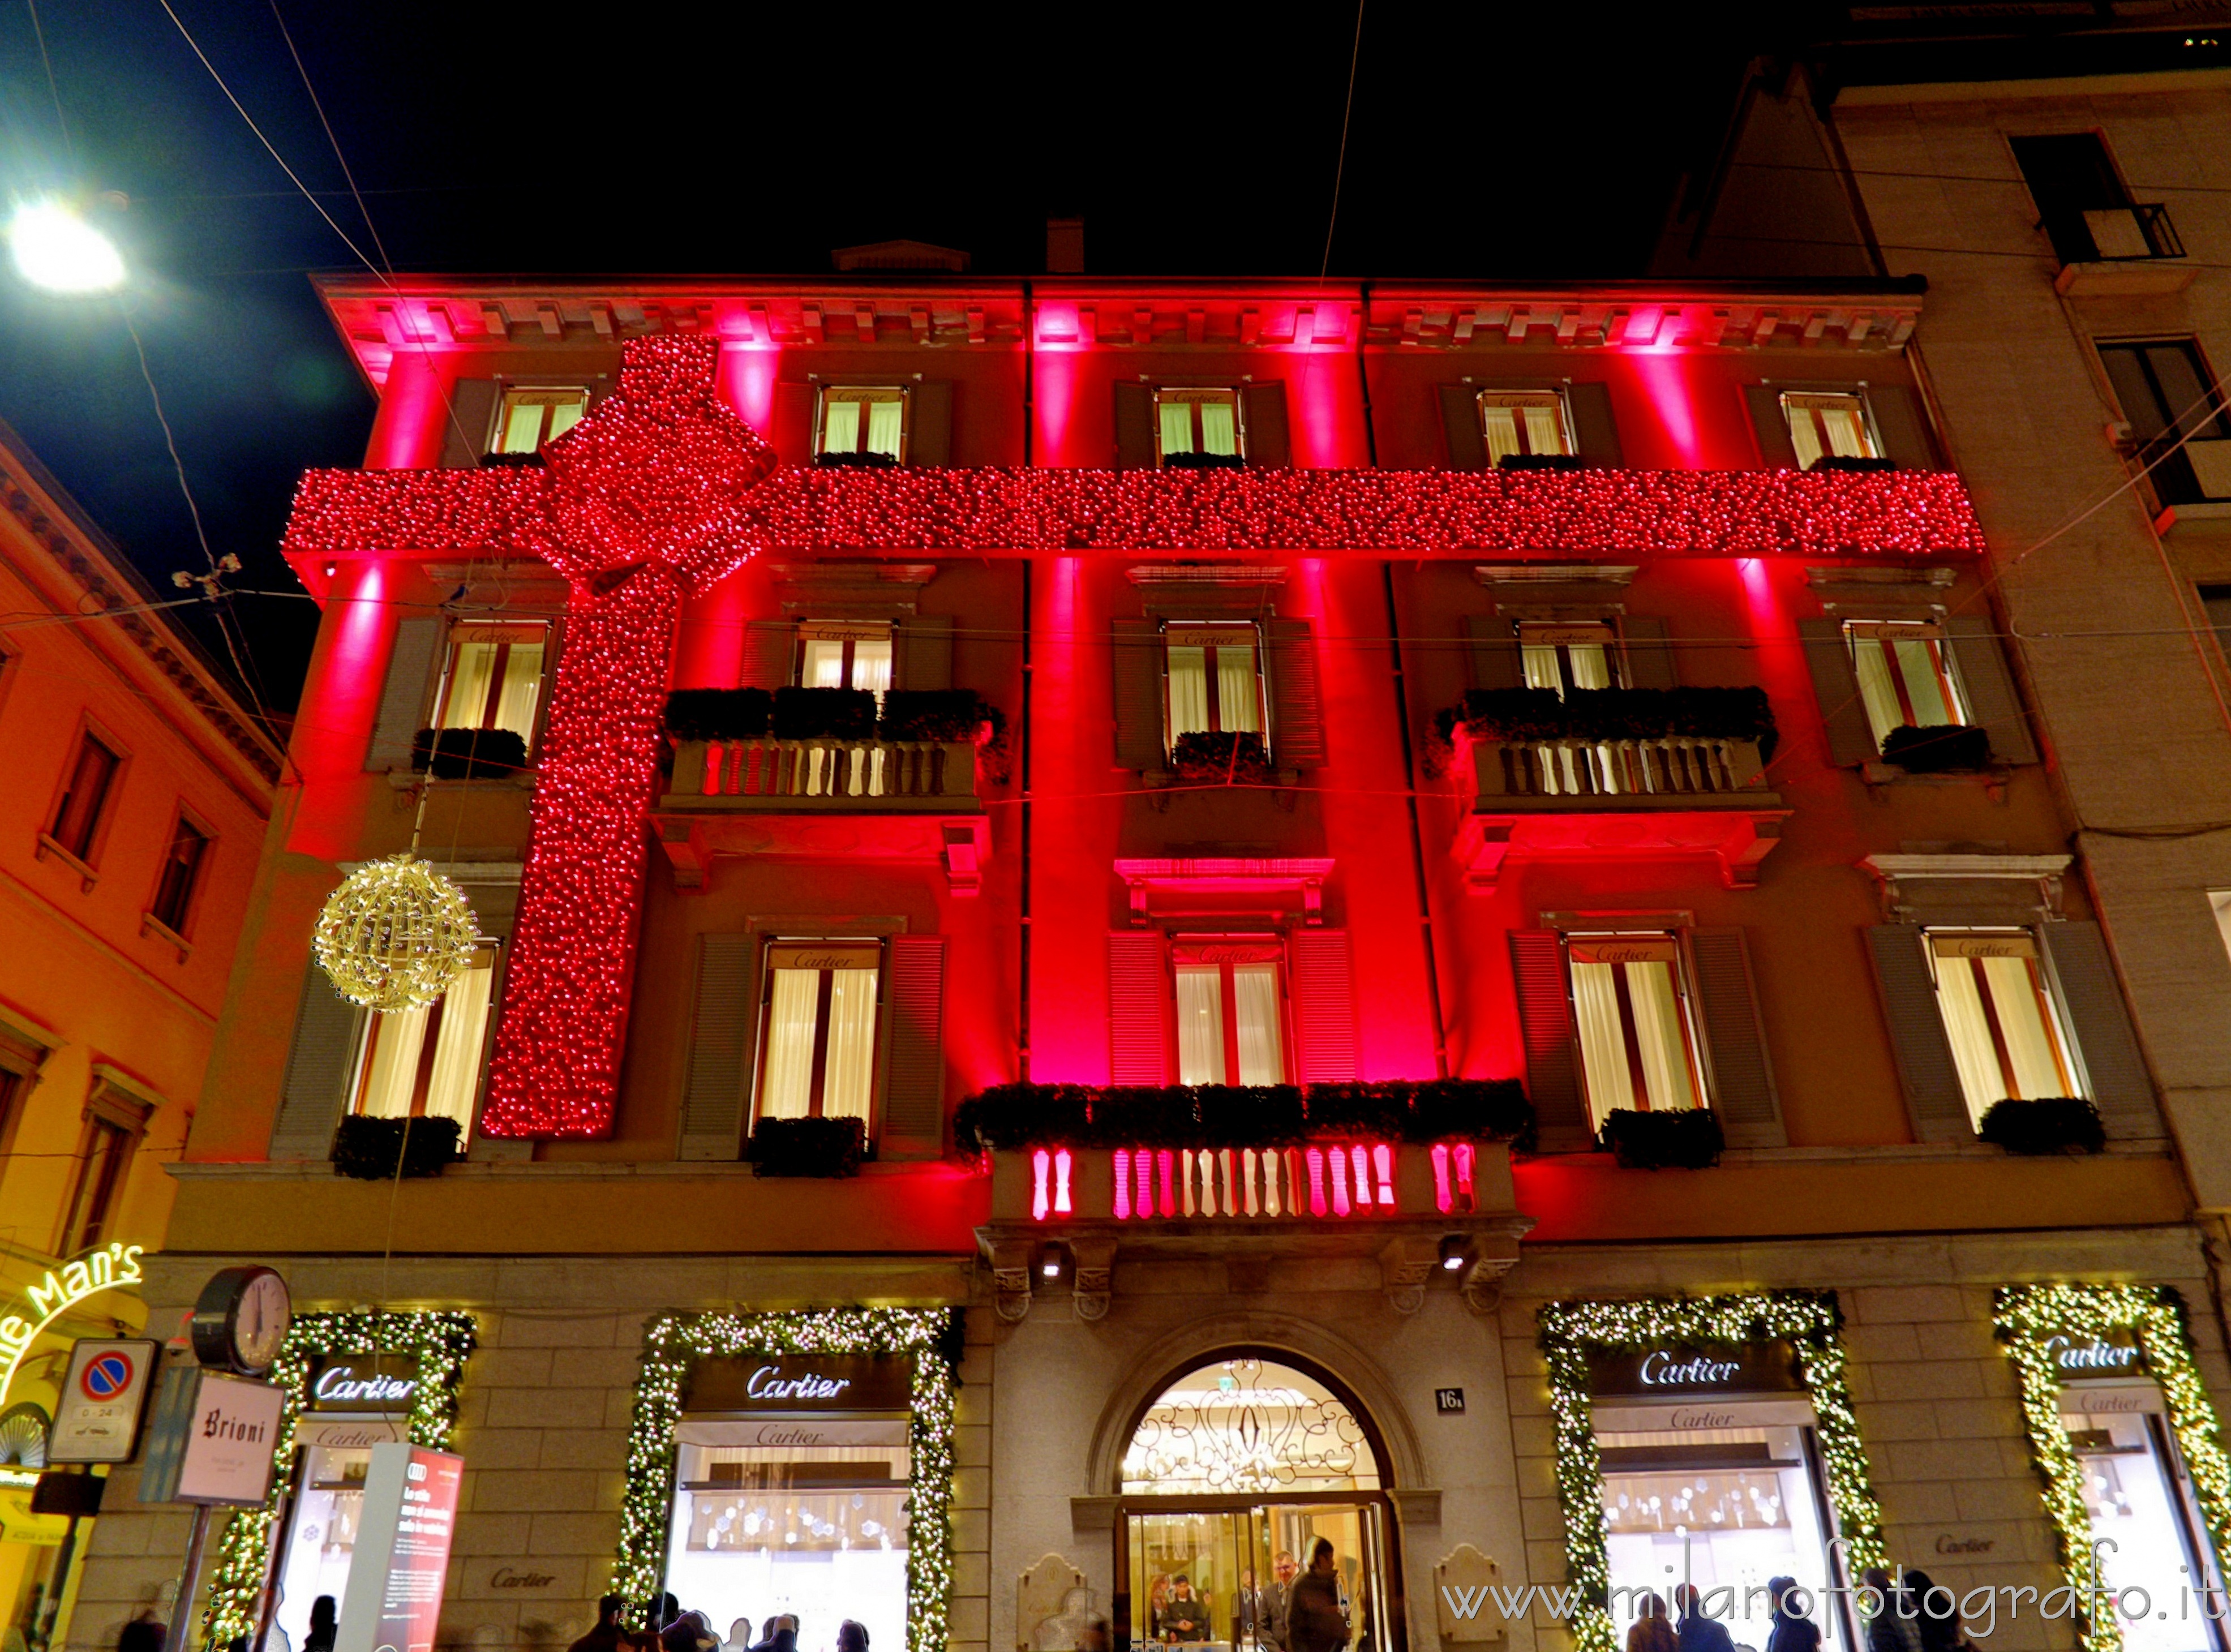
313, 853, 482, 1011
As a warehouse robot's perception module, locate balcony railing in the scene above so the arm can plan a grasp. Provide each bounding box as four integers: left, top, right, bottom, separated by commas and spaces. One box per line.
1004, 1140, 1490, 1224
1468, 733, 1770, 803
666, 736, 978, 810
2061, 203, 2184, 263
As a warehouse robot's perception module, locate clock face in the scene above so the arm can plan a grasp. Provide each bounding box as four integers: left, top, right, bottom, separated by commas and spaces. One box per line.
233, 1272, 291, 1371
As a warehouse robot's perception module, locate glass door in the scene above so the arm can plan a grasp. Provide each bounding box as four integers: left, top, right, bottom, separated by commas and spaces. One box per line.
1118, 1498, 1396, 1652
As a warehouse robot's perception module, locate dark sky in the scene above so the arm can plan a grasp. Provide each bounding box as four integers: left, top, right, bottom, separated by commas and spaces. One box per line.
0, 1, 1777, 718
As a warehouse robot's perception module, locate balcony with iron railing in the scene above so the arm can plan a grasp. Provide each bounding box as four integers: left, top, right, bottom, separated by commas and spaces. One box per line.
2046, 202, 2191, 296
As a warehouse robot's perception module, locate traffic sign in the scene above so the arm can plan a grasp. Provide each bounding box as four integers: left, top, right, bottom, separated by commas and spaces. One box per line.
48, 1338, 158, 1464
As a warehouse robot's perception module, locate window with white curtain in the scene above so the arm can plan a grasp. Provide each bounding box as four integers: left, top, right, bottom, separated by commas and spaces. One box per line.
818, 387, 908, 461
435, 623, 548, 751
1153, 389, 1243, 462
1925, 930, 2081, 1127
1164, 624, 1264, 747
1520, 621, 1620, 697
757, 940, 882, 1127
1478, 391, 1573, 464
1780, 392, 1878, 470
351, 942, 500, 1139
492, 387, 589, 454
1565, 932, 1707, 1129
1843, 619, 1966, 750
1172, 937, 1286, 1087
797, 621, 894, 700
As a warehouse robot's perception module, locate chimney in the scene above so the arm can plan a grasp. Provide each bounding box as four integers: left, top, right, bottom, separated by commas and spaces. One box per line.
1045, 216, 1085, 275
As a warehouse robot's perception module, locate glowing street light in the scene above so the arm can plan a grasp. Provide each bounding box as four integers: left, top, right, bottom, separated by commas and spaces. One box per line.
8, 200, 125, 293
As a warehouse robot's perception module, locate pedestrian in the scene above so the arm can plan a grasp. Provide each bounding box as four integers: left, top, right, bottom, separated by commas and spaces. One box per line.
1860, 1571, 1916, 1652
768, 1617, 799, 1652
1627, 1594, 1677, 1652
836, 1624, 869, 1652
749, 1620, 782, 1652
1285, 1538, 1350, 1652
1258, 1553, 1296, 1652
568, 1595, 633, 1652
303, 1598, 338, 1652
1903, 1572, 1965, 1652
724, 1621, 755, 1652
1673, 1584, 1731, 1652
1764, 1580, 1820, 1652
117, 1615, 165, 1652
1157, 1577, 1211, 1642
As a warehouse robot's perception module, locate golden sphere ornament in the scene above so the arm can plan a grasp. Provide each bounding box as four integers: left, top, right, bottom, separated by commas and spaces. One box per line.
314, 853, 481, 1011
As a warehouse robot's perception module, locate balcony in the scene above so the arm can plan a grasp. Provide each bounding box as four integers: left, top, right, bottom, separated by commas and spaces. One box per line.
664, 735, 977, 811
2050, 204, 2193, 297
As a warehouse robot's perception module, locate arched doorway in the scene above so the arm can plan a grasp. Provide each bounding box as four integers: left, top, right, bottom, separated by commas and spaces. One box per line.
1113, 1354, 1402, 1652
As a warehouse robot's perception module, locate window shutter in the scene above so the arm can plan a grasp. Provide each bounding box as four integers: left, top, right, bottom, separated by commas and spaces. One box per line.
1798, 617, 1880, 766
1688, 928, 1785, 1148
1620, 615, 1680, 690
1509, 931, 1590, 1151
268, 971, 363, 1161
1567, 382, 1624, 467
1467, 614, 1524, 691
883, 936, 946, 1146
1868, 384, 1938, 470
679, 934, 754, 1161
1439, 385, 1487, 471
740, 621, 797, 689
2042, 921, 2162, 1140
1945, 615, 2039, 764
1242, 381, 1290, 467
1747, 385, 1799, 468
437, 379, 498, 468
893, 615, 954, 691
772, 382, 815, 464
1112, 619, 1165, 770
1267, 618, 1327, 769
1114, 382, 1156, 470
909, 380, 953, 466
1108, 932, 1172, 1085
1865, 925, 1972, 1143
1286, 929, 1357, 1083
366, 616, 440, 771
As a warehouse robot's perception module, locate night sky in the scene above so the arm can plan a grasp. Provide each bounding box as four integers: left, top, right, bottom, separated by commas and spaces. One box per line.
0, 2, 1779, 719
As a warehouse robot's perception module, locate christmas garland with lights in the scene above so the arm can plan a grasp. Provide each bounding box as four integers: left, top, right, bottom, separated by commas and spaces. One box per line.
1994, 1284, 2231, 1652
1537, 1291, 1885, 1652
201, 1310, 478, 1644
611, 1308, 957, 1652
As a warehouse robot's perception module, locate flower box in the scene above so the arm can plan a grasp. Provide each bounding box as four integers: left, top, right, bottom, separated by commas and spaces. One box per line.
331, 1114, 462, 1179
1597, 1107, 1723, 1169
1977, 1097, 2105, 1156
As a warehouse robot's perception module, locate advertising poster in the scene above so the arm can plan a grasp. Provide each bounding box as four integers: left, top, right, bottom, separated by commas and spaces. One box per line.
334, 1443, 464, 1652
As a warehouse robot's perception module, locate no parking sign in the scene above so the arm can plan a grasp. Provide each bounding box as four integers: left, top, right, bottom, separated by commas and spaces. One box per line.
49, 1338, 159, 1463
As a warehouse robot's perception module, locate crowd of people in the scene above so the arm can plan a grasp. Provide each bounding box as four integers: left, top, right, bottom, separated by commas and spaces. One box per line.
1145, 1538, 1352, 1652
566, 1594, 873, 1652
1621, 1572, 1976, 1652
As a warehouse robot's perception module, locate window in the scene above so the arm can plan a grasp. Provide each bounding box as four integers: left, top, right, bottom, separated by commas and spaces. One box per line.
1780, 392, 1878, 471
798, 621, 894, 697
1521, 621, 1619, 697
1164, 624, 1264, 744
148, 816, 211, 936
434, 623, 547, 748
1925, 930, 2080, 1127
2010, 133, 2180, 264
1843, 619, 1966, 749
58, 1097, 143, 1254
492, 387, 589, 454
49, 731, 121, 863
1565, 932, 1706, 1127
1173, 937, 1286, 1087
350, 943, 499, 1134
1478, 391, 1572, 464
2099, 340, 2231, 505
757, 940, 880, 1126
818, 387, 907, 461
1154, 389, 1242, 464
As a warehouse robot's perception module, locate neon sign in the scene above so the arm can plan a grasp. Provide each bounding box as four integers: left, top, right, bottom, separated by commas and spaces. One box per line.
0, 1242, 145, 1406
2043, 1333, 2143, 1374
1638, 1350, 1743, 1386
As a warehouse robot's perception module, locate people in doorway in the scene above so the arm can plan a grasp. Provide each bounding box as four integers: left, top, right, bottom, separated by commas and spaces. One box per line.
1860, 1570, 1916, 1652
836, 1624, 869, 1652
302, 1597, 338, 1652
1256, 1552, 1296, 1652
1672, 1585, 1731, 1652
1157, 1576, 1212, 1642
1902, 1572, 1966, 1652
1286, 1539, 1350, 1652
1764, 1580, 1820, 1652
1627, 1595, 1676, 1652
569, 1594, 634, 1652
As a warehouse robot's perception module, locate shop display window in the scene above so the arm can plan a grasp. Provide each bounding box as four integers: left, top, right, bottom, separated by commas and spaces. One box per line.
2062, 1392, 2228, 1652
272, 1437, 380, 1651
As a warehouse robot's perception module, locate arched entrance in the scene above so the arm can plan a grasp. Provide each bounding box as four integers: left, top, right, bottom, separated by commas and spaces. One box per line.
1112, 1353, 1402, 1652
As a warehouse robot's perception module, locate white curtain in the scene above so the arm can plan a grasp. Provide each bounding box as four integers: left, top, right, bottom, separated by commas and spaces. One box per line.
760, 971, 820, 1119
1626, 962, 1699, 1110
546, 397, 586, 441
1522, 643, 1565, 696
1213, 643, 1259, 732
1199, 401, 1237, 456
1981, 956, 2069, 1098
1522, 404, 1565, 456
1482, 407, 1522, 465
1822, 405, 1870, 458
1159, 401, 1195, 456
492, 642, 544, 741
852, 637, 894, 697
865, 401, 904, 458
1175, 967, 1224, 1085
1567, 645, 1612, 690
1571, 962, 1636, 1124
1786, 407, 1824, 471
1233, 965, 1285, 1085
1891, 637, 1959, 726
1166, 646, 1209, 737
355, 1007, 428, 1119
803, 638, 849, 689
1933, 955, 2009, 1123
497, 400, 544, 454
440, 642, 499, 730
822, 399, 862, 454
821, 968, 879, 1121
1848, 636, 1906, 747
422, 960, 494, 1127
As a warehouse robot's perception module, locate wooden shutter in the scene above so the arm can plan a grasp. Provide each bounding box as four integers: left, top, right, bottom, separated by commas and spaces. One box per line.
1114, 382, 1156, 470
1866, 925, 1972, 1143
2043, 922, 2162, 1139
679, 934, 754, 1161
1467, 614, 1524, 691
1746, 385, 1800, 468
1620, 615, 1680, 690
1108, 932, 1172, 1085
1688, 928, 1786, 1148
882, 936, 946, 1145
1798, 617, 1880, 766
739, 621, 797, 689
1509, 932, 1590, 1151
268, 971, 363, 1161
893, 615, 954, 690
1242, 382, 1291, 467
909, 380, 953, 466
1112, 619, 1165, 770
1267, 618, 1327, 769
1945, 615, 2039, 764
1567, 382, 1624, 466
1868, 384, 1938, 470
437, 379, 499, 468
1286, 929, 1357, 1083
366, 616, 440, 771
771, 382, 815, 464
1439, 385, 1487, 470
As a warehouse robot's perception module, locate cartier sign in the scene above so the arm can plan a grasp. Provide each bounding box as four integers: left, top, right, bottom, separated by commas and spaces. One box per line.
306, 1355, 421, 1414
1589, 1340, 1804, 1398
2044, 1333, 2144, 1376
685, 1353, 913, 1414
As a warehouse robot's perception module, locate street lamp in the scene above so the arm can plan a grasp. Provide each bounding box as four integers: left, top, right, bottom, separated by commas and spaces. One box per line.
8, 200, 125, 293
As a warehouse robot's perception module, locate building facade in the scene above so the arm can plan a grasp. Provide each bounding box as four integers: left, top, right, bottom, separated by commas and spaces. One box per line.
58, 261, 2231, 1652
